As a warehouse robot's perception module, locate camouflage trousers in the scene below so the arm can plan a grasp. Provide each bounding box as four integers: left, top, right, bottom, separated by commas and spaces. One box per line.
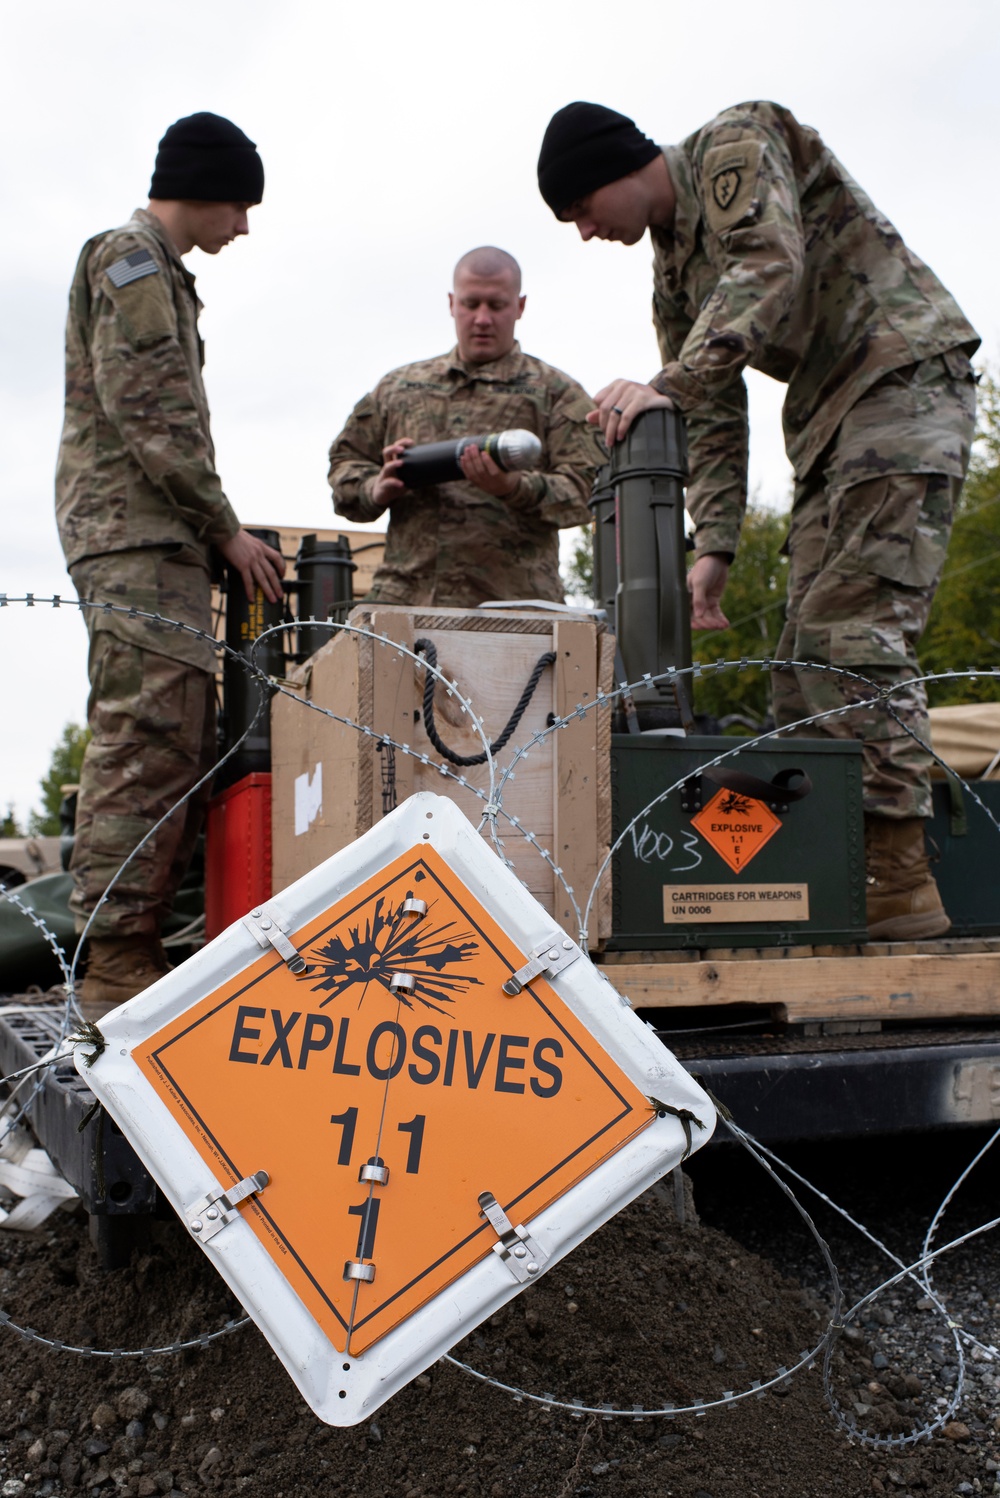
69, 548, 217, 938
772, 353, 977, 819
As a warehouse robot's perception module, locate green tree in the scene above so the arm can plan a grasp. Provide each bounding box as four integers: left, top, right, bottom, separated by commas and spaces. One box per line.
28, 723, 90, 835
691, 502, 789, 725
1, 805, 23, 837
922, 373, 1000, 706
564, 503, 790, 727
562, 524, 594, 601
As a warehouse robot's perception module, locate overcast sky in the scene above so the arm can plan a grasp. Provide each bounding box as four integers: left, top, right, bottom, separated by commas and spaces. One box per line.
2, 0, 997, 822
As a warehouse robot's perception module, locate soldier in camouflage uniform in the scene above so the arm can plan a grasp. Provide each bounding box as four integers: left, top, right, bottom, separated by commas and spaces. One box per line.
538, 101, 979, 940
329, 247, 603, 606
56, 112, 285, 1017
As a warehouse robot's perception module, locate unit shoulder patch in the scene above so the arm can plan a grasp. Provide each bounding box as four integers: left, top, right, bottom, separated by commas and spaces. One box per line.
702, 139, 765, 234
106, 247, 160, 289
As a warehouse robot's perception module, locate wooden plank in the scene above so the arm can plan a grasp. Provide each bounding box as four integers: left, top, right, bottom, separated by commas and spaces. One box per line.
600, 945, 818, 965
594, 629, 616, 944
597, 952, 1000, 1022
598, 936, 1000, 965
369, 610, 416, 824
552, 618, 599, 944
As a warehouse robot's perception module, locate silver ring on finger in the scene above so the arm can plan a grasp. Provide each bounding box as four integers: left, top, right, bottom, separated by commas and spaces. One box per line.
611, 405, 624, 415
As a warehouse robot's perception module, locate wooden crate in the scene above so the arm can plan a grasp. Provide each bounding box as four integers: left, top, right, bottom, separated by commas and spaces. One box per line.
271, 604, 615, 945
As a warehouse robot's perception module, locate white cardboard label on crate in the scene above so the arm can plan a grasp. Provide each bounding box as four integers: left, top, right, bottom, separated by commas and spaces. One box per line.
76, 793, 715, 1426
293, 762, 322, 835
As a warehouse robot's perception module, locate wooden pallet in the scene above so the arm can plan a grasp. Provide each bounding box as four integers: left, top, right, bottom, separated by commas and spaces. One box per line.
597, 937, 1000, 1023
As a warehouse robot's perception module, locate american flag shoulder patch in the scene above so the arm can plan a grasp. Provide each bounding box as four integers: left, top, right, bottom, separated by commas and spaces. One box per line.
105, 248, 159, 289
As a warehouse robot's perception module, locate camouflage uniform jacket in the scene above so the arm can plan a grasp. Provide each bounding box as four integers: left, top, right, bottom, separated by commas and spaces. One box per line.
329, 344, 601, 606
56, 208, 241, 570
649, 102, 980, 558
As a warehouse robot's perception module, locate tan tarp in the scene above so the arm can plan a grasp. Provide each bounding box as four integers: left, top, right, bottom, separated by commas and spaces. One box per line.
929, 704, 1000, 779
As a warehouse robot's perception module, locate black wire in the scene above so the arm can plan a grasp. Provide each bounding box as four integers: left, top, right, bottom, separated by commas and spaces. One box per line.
413, 638, 556, 767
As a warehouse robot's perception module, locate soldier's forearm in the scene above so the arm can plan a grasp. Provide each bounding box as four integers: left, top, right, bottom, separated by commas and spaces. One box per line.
681, 378, 750, 557
157, 469, 241, 544
331, 468, 387, 523
502, 469, 593, 529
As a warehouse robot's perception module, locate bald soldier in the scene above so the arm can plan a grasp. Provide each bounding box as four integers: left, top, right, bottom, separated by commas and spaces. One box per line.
538, 101, 979, 941
56, 113, 285, 1016
328, 247, 603, 606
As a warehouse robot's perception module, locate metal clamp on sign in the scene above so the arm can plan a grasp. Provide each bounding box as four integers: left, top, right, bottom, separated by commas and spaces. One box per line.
242, 903, 311, 974
478, 1191, 549, 1283
502, 936, 581, 996
187, 1170, 269, 1242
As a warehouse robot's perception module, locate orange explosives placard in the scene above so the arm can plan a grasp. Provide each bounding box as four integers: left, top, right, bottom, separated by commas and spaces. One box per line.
691, 787, 781, 874
136, 847, 652, 1355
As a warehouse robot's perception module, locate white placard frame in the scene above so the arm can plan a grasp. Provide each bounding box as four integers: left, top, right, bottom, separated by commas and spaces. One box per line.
77, 793, 716, 1425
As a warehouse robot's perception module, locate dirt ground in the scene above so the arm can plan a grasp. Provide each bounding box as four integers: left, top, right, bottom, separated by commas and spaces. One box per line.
0, 1172, 995, 1498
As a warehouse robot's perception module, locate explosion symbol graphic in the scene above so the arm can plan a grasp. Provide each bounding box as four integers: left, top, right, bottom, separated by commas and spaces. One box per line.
297, 892, 483, 1015
718, 791, 755, 818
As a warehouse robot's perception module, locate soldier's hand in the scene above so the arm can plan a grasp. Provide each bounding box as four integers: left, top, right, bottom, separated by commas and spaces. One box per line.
688, 554, 731, 631
459, 445, 520, 498
219, 528, 286, 604
372, 439, 415, 507
590, 379, 674, 445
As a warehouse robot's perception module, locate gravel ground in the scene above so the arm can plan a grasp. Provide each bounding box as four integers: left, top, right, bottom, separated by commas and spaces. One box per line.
689, 1125, 1000, 1494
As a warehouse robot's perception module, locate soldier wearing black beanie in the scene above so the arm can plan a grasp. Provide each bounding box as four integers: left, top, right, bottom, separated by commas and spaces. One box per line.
149, 111, 264, 205
537, 96, 981, 944
55, 110, 282, 1017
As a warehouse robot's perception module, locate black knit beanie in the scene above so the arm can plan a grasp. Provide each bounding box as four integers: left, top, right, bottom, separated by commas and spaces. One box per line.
537, 102, 660, 217
149, 112, 264, 204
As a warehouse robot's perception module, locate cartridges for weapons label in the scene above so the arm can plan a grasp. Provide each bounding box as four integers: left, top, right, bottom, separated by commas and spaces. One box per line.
662, 883, 810, 924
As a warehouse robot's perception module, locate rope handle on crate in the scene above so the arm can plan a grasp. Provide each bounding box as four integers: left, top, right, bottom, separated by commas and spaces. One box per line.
413, 637, 556, 768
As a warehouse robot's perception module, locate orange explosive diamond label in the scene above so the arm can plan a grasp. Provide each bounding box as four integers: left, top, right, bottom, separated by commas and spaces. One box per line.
690, 787, 781, 873
136, 845, 652, 1356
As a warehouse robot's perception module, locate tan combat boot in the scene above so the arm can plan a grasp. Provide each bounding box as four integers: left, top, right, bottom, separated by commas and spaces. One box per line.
865, 816, 950, 942
77, 935, 172, 1022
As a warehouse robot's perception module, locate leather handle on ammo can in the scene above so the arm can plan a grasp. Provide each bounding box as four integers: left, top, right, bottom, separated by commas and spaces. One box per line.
702, 765, 814, 805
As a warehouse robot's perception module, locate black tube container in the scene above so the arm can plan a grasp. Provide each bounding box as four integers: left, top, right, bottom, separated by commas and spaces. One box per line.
219, 527, 286, 788
295, 533, 356, 661
609, 408, 691, 719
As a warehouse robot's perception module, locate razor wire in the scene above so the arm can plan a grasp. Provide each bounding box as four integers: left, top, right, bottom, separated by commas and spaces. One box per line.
445, 1113, 845, 1420
440, 1119, 1000, 1442
918, 1120, 1000, 1364
0, 881, 77, 1155
0, 1308, 250, 1359
6, 593, 1000, 951
0, 593, 999, 1439
0, 1079, 992, 1442
731, 1124, 987, 1449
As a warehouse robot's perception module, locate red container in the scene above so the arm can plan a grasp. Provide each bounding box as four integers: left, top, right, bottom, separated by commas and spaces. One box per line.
204, 772, 272, 940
